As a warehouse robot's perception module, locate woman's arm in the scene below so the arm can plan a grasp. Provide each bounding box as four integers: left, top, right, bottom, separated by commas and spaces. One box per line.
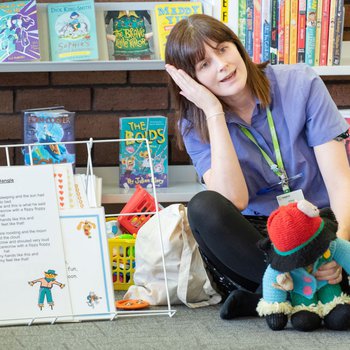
314, 139, 350, 241
166, 65, 249, 209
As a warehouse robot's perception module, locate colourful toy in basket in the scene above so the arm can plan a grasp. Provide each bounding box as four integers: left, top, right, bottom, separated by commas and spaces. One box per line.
257, 199, 350, 331
118, 185, 161, 235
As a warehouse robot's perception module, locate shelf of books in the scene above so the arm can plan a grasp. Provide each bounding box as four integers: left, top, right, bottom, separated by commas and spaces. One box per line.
1, 0, 349, 75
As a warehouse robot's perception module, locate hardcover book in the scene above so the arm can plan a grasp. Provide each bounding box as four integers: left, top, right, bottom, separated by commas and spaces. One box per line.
0, 0, 40, 62
119, 116, 168, 189
152, 2, 202, 60
104, 10, 154, 60
47, 0, 98, 61
23, 107, 75, 167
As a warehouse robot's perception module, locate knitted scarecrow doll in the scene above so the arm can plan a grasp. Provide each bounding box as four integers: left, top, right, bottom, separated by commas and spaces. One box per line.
257, 199, 350, 331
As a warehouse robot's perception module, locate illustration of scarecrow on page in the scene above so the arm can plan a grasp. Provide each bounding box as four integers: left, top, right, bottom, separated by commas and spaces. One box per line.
28, 269, 65, 310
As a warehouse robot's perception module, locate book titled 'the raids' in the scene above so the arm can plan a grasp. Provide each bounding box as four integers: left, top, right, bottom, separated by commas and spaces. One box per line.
0, 0, 40, 62
152, 2, 202, 60
119, 116, 168, 189
23, 107, 76, 166
47, 0, 98, 61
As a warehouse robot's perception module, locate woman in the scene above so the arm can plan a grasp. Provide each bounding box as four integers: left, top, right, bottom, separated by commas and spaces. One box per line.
165, 14, 350, 320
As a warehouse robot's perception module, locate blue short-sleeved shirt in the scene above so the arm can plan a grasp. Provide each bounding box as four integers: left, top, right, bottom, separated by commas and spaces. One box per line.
182, 64, 349, 216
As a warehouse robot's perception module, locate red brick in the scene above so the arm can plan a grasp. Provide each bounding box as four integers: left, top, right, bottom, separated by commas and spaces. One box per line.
325, 83, 350, 107
170, 137, 191, 164
93, 142, 119, 166
0, 114, 22, 139
0, 146, 15, 166
0, 91, 14, 113
15, 88, 91, 111
93, 87, 168, 110
129, 70, 168, 84
51, 71, 127, 85
76, 113, 120, 139
0, 73, 49, 87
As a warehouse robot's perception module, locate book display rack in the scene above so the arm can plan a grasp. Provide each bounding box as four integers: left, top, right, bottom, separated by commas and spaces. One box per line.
0, 138, 176, 327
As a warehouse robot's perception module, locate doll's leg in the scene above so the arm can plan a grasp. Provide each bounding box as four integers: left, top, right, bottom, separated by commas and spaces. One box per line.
187, 191, 267, 318
290, 292, 322, 331
318, 284, 350, 330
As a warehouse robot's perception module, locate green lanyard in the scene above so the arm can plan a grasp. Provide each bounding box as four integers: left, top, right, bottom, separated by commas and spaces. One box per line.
239, 108, 290, 194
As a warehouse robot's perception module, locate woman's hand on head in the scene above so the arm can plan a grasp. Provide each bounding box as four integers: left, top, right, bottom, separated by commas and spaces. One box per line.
165, 64, 222, 115
314, 260, 342, 285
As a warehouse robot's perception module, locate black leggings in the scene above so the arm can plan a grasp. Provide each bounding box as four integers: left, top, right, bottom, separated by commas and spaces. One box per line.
187, 190, 267, 293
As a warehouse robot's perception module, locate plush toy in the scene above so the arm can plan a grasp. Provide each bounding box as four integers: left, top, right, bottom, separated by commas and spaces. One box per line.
257, 199, 350, 331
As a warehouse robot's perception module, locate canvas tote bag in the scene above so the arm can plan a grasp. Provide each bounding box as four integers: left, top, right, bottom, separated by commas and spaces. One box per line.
124, 204, 221, 308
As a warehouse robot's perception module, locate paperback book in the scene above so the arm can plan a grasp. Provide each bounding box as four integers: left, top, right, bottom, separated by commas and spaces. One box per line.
104, 10, 154, 60
47, 0, 98, 61
23, 107, 75, 167
119, 116, 168, 189
152, 2, 202, 60
0, 0, 40, 62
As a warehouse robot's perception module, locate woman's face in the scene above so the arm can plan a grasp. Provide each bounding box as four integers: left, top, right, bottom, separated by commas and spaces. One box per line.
194, 41, 248, 99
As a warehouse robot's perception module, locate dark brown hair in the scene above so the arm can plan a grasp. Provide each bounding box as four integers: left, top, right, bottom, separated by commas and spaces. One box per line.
165, 14, 271, 148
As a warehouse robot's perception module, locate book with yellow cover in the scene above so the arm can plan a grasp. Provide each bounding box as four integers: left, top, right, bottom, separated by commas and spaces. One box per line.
284, 0, 291, 64
152, 2, 202, 60
289, 0, 298, 64
314, 0, 323, 65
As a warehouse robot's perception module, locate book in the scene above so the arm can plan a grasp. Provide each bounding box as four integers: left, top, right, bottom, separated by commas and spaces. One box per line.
0, 165, 115, 326
0, 0, 40, 62
152, 2, 202, 60
238, 0, 247, 47
289, 0, 298, 64
119, 116, 168, 189
332, 0, 344, 65
297, 0, 307, 63
305, 0, 318, 66
278, 0, 285, 64
284, 0, 291, 64
270, 0, 279, 64
104, 10, 154, 60
245, 0, 254, 58
253, 0, 261, 63
319, 0, 331, 65
261, 0, 271, 62
47, 0, 98, 62
327, 0, 337, 65
23, 107, 75, 167
314, 0, 323, 65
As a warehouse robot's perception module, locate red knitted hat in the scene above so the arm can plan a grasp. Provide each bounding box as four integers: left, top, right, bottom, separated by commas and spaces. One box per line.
267, 202, 323, 255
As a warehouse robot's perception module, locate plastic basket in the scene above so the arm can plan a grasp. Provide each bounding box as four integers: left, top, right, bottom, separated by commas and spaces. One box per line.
108, 237, 135, 291
118, 185, 159, 235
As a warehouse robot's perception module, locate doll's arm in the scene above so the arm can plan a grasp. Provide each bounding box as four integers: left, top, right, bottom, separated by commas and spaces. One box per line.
332, 238, 350, 277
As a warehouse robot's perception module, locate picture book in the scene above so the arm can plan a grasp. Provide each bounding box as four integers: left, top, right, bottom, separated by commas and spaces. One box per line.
0, 165, 115, 326
0, 0, 40, 62
47, 0, 98, 61
119, 116, 168, 189
152, 2, 202, 60
23, 107, 75, 167
104, 9, 155, 60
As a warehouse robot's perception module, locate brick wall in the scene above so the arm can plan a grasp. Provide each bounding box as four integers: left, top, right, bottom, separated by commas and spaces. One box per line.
0, 0, 349, 168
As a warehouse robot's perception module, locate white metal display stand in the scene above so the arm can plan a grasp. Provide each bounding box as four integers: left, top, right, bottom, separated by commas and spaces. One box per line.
0, 138, 176, 323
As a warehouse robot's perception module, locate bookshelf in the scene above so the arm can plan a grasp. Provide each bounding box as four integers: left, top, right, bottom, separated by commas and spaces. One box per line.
77, 165, 205, 204
0, 2, 349, 75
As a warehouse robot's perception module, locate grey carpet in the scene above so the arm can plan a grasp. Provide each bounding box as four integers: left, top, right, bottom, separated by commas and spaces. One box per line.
1, 303, 350, 350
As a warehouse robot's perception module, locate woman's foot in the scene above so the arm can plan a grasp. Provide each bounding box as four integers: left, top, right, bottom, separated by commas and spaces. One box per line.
220, 290, 261, 319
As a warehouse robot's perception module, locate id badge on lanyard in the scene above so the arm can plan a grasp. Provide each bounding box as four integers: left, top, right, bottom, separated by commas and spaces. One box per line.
239, 108, 304, 206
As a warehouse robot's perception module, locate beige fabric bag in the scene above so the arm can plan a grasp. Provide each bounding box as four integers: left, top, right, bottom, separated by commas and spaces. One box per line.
124, 204, 221, 307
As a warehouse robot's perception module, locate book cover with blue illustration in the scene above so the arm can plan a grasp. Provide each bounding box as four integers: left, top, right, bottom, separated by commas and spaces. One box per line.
23, 107, 75, 167
119, 116, 168, 189
0, 0, 40, 62
47, 0, 98, 61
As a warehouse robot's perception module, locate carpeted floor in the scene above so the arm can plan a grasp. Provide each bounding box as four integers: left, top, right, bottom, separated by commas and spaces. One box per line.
1, 302, 350, 350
